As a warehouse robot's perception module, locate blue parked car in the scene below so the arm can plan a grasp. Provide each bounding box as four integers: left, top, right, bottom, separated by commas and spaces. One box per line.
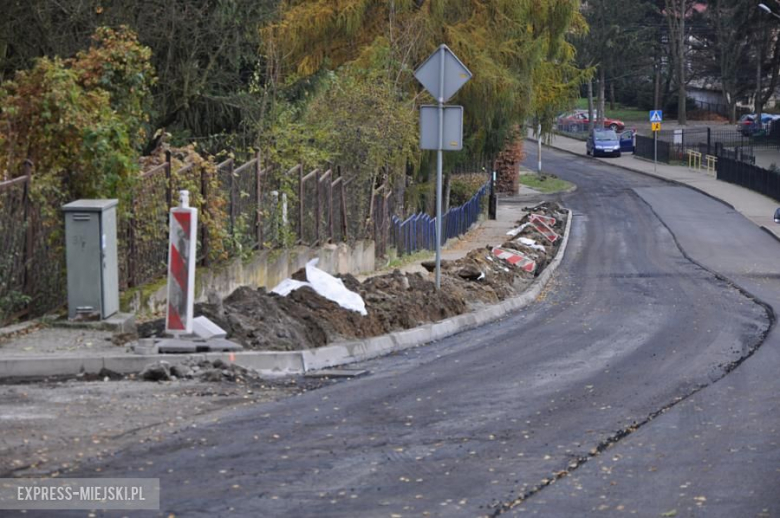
586, 129, 621, 157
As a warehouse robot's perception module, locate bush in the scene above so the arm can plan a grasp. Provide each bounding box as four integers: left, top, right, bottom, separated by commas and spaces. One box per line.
0, 27, 154, 207
449, 174, 486, 207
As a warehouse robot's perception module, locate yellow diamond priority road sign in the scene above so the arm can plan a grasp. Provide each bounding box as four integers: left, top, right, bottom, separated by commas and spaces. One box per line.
651, 122, 661, 132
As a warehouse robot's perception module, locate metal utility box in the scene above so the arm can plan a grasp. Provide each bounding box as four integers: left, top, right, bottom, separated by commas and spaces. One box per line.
63, 199, 119, 320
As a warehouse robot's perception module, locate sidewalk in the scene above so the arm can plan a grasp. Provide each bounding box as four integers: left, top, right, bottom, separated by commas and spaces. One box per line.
0, 194, 553, 378
531, 130, 780, 239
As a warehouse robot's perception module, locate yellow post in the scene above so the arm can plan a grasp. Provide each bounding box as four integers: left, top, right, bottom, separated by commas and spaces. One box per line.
687, 150, 702, 170
705, 155, 717, 175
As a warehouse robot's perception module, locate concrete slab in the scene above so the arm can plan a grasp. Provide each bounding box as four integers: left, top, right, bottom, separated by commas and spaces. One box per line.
192, 316, 227, 340
48, 312, 136, 333
155, 339, 199, 354
204, 338, 243, 352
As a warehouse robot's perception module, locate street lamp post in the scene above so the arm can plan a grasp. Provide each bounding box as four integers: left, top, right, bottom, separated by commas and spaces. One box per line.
759, 3, 780, 21
759, 3, 780, 225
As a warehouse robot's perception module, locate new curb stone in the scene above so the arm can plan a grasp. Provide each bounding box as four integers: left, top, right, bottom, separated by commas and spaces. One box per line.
0, 210, 572, 379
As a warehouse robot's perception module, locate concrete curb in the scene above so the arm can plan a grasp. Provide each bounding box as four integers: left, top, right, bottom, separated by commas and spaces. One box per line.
0, 211, 572, 380
526, 137, 738, 210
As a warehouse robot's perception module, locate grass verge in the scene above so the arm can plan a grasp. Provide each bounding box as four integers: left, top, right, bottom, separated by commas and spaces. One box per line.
574, 99, 647, 122
519, 172, 575, 194
384, 250, 434, 270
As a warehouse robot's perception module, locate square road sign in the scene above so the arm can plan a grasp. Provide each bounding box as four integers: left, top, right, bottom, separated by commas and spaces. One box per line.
420, 105, 464, 151
414, 45, 472, 102
650, 110, 663, 122
651, 122, 661, 132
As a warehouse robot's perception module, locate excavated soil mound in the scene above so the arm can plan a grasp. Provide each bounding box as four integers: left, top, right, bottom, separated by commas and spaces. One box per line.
138, 202, 568, 351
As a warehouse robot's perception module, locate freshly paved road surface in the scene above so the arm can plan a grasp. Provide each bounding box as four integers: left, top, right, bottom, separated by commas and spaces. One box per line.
58, 149, 777, 517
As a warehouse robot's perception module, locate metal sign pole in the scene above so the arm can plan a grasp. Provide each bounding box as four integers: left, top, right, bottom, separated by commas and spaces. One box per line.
414, 44, 471, 290
435, 46, 445, 290
537, 123, 542, 173
654, 130, 657, 174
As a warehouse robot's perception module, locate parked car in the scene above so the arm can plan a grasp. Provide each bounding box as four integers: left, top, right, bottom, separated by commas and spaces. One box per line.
736, 113, 755, 134
558, 111, 625, 132
586, 129, 622, 157
737, 113, 780, 136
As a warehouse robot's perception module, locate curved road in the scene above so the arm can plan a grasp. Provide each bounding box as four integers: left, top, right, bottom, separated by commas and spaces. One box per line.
63, 148, 778, 517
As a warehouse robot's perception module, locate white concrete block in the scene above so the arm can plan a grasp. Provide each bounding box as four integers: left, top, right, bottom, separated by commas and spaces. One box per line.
192, 316, 227, 339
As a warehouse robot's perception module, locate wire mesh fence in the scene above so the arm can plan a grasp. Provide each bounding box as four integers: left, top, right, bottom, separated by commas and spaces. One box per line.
0, 175, 33, 323
125, 164, 170, 288
0, 168, 68, 322
1, 150, 495, 323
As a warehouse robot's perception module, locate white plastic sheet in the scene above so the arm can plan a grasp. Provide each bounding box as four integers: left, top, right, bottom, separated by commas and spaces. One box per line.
305, 259, 367, 315
270, 259, 368, 316
271, 278, 311, 297
506, 223, 530, 237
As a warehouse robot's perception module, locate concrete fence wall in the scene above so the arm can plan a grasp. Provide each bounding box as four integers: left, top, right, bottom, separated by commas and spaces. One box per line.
121, 240, 376, 316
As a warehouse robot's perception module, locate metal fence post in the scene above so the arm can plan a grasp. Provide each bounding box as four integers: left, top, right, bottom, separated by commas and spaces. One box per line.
165, 151, 172, 208
200, 166, 210, 266
22, 160, 34, 296
255, 151, 263, 249
383, 190, 390, 256
340, 168, 348, 241
298, 164, 304, 243
315, 169, 321, 246
329, 176, 334, 241
228, 159, 236, 241
127, 193, 137, 287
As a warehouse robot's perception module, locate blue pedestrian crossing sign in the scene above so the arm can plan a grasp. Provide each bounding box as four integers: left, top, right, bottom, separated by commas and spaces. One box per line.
649, 110, 663, 123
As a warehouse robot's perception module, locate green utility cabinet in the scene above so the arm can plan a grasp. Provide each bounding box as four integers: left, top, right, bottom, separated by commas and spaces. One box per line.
62, 199, 119, 320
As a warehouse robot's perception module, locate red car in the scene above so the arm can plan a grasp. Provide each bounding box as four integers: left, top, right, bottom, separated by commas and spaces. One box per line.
557, 111, 625, 132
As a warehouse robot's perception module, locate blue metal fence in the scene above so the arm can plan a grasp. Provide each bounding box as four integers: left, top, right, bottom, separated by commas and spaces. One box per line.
392, 183, 489, 256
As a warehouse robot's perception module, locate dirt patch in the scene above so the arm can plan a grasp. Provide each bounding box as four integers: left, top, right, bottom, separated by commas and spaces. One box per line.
138, 202, 568, 351
0, 374, 329, 478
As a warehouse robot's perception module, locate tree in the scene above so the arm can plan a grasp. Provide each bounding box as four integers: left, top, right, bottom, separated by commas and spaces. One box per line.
0, 27, 153, 202
0, 1, 277, 146
261, 0, 585, 157
696, 0, 753, 122
664, 0, 697, 125
750, 8, 780, 125
575, 0, 655, 122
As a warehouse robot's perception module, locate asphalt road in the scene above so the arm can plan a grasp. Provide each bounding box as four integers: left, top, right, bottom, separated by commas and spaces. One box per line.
54, 148, 777, 517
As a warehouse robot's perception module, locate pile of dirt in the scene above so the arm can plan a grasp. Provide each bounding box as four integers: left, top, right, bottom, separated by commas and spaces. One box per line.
139, 358, 264, 384
138, 202, 567, 352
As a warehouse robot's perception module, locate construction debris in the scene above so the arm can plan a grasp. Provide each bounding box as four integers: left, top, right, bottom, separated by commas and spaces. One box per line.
137, 202, 568, 352
139, 358, 266, 384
